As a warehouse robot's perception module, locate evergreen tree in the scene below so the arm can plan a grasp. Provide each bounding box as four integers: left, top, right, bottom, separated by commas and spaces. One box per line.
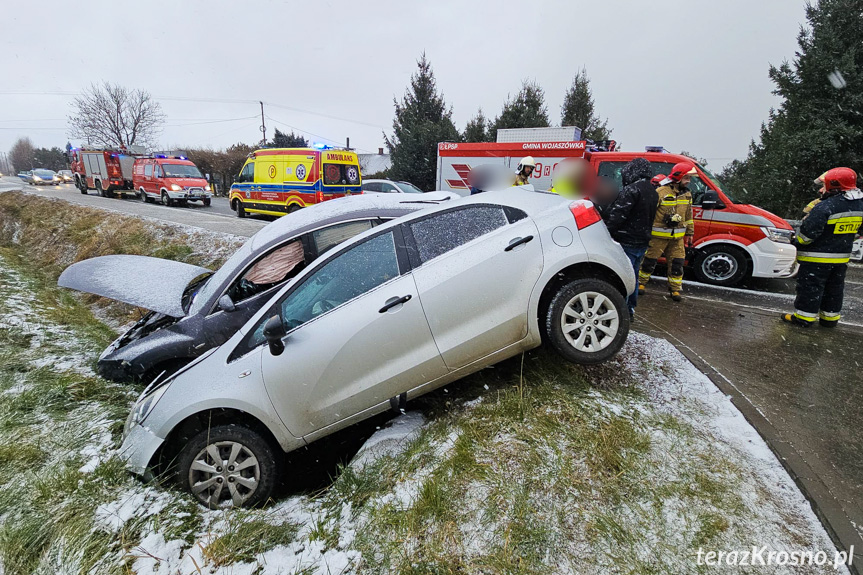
722, 0, 863, 217
561, 67, 611, 141
385, 53, 460, 191
490, 80, 550, 141
268, 128, 308, 148
463, 108, 488, 142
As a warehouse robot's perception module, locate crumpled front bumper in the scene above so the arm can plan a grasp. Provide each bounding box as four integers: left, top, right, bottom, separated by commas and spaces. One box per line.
120, 422, 165, 476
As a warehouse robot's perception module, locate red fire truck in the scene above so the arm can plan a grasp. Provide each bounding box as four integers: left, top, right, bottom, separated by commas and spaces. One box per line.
436, 141, 798, 287
69, 147, 141, 198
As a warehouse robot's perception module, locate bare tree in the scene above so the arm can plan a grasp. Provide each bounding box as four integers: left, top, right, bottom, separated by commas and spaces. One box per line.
68, 82, 166, 148
9, 137, 36, 171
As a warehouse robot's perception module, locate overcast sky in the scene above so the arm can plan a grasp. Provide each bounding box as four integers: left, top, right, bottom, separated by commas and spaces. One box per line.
1, 0, 807, 170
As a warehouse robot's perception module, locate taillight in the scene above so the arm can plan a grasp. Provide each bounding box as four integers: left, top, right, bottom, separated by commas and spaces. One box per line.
570, 200, 602, 230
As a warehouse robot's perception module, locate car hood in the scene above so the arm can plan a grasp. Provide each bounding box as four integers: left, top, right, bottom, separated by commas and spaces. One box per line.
58, 255, 211, 317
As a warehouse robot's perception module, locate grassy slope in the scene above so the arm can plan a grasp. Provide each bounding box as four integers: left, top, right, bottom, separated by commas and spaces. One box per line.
0, 192, 839, 575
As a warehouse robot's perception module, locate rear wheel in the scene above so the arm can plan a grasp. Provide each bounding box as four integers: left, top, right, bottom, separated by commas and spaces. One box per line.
287, 203, 301, 214
545, 278, 629, 365
139, 188, 148, 202
176, 424, 279, 508
234, 199, 246, 218
692, 244, 749, 286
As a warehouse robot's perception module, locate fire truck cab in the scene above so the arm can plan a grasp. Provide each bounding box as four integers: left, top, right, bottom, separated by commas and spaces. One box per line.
436, 141, 797, 287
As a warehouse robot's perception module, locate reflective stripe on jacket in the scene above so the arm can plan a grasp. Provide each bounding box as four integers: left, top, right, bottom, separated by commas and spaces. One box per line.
651, 184, 693, 238
795, 189, 863, 263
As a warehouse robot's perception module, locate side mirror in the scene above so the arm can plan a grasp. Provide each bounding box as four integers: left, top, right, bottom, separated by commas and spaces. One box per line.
262, 315, 286, 356
701, 190, 725, 210
218, 294, 236, 312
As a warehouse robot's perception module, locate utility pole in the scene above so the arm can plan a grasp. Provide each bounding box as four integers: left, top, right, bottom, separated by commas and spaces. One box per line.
259, 101, 266, 146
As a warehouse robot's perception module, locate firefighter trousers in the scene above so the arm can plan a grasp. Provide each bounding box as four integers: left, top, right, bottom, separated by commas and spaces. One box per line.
639, 236, 686, 292
793, 261, 847, 325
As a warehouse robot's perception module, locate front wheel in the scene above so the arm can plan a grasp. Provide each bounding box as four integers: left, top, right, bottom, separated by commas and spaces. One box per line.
176, 424, 279, 508
691, 244, 749, 286
77, 178, 87, 194
234, 199, 246, 218
161, 191, 173, 207
203, 198, 211, 207
545, 278, 630, 365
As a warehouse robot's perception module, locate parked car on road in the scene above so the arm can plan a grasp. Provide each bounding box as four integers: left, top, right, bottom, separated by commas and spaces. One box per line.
58, 193, 457, 384
362, 179, 425, 194
133, 155, 213, 207
118, 188, 635, 508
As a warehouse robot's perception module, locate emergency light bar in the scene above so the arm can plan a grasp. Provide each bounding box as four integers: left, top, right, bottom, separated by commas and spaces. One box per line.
645, 146, 668, 153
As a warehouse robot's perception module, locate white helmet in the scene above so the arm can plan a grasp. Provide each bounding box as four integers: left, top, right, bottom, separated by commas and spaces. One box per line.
516, 156, 536, 173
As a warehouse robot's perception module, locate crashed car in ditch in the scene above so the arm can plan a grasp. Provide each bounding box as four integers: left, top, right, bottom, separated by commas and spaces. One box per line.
119, 188, 636, 508
58, 193, 457, 383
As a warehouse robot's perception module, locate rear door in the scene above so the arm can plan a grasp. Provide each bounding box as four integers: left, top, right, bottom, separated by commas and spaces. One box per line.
405, 205, 543, 369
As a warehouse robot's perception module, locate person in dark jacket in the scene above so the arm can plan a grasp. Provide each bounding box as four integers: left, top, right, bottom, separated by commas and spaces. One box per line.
782, 167, 863, 327
603, 158, 659, 318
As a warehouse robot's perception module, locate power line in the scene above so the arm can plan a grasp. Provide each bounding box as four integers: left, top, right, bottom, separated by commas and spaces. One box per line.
264, 114, 375, 153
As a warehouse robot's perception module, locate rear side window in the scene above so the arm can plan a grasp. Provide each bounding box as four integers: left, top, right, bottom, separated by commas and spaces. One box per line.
312, 220, 374, 256
409, 206, 508, 264
361, 182, 381, 192
144, 164, 153, 177
324, 164, 361, 186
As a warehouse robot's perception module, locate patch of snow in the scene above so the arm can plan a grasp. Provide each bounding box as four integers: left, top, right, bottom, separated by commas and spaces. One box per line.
350, 411, 425, 470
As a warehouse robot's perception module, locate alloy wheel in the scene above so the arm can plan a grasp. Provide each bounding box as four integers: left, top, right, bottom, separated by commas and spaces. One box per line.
188, 441, 260, 507
560, 291, 620, 352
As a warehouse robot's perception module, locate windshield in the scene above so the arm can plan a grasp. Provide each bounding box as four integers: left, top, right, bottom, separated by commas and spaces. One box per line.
182, 272, 213, 313
396, 181, 424, 194
697, 165, 735, 203
162, 164, 203, 178
34, 169, 54, 177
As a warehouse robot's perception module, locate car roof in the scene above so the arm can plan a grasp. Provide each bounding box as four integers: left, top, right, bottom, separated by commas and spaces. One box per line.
248, 192, 456, 251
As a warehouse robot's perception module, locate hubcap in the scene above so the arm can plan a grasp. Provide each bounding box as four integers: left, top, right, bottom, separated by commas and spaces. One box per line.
702, 253, 738, 282
189, 441, 259, 507
561, 291, 619, 352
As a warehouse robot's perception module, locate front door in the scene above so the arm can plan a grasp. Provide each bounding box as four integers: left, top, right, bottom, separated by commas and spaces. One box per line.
254, 230, 447, 436
406, 205, 544, 369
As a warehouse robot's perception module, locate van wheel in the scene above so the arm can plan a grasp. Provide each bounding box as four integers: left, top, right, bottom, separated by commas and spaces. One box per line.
176, 424, 279, 508
692, 244, 748, 286
545, 278, 629, 365
235, 200, 246, 218
139, 188, 148, 202
161, 191, 173, 207
203, 198, 211, 207
287, 204, 301, 214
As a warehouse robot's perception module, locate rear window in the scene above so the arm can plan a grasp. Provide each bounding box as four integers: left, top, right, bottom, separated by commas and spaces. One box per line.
324, 163, 361, 186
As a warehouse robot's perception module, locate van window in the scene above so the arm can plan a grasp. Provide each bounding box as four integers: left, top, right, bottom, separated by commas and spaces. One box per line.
323, 164, 360, 186
238, 162, 255, 183
144, 164, 153, 177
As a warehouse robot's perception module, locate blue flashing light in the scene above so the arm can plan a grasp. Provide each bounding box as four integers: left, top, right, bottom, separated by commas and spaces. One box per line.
312, 142, 329, 150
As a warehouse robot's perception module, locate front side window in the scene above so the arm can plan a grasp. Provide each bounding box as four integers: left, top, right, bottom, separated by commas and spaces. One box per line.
246, 231, 400, 347
361, 182, 381, 192
409, 206, 508, 264
238, 162, 255, 183
312, 220, 374, 256
324, 163, 361, 186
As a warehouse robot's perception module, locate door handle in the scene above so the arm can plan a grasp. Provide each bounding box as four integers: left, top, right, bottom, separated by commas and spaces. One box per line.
505, 235, 534, 251
379, 294, 412, 313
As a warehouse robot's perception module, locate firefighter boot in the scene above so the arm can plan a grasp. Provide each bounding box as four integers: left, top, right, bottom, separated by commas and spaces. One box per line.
819, 311, 840, 328
781, 313, 814, 328
670, 290, 682, 302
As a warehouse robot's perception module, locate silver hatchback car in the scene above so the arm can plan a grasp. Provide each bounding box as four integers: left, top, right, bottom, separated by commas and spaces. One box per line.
121, 188, 636, 507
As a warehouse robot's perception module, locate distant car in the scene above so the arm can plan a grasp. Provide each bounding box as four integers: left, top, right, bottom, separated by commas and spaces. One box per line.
118, 188, 635, 508
18, 171, 33, 182
30, 169, 60, 186
58, 169, 74, 183
852, 235, 863, 263
362, 179, 427, 194
58, 193, 456, 384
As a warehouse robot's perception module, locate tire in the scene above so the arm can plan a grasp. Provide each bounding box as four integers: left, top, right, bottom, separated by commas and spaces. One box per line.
176, 424, 279, 509
234, 199, 246, 218
287, 203, 301, 214
545, 278, 630, 365
161, 191, 173, 207
96, 180, 105, 197
203, 198, 211, 207
139, 188, 147, 202
691, 244, 749, 286
77, 178, 87, 194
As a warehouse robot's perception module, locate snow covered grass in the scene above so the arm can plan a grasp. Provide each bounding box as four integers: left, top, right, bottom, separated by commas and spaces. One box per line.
0, 199, 846, 574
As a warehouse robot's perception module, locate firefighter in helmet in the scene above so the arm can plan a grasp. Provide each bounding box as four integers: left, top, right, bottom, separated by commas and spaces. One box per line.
637, 162, 695, 302
651, 174, 666, 188
782, 167, 863, 327
514, 156, 536, 186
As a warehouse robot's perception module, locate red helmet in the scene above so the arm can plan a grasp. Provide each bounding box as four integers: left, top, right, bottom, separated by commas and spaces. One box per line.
823, 167, 857, 191
651, 174, 666, 187
667, 162, 696, 183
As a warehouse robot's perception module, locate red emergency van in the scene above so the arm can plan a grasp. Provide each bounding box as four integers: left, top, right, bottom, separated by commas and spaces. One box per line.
133, 155, 213, 207
436, 141, 797, 286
